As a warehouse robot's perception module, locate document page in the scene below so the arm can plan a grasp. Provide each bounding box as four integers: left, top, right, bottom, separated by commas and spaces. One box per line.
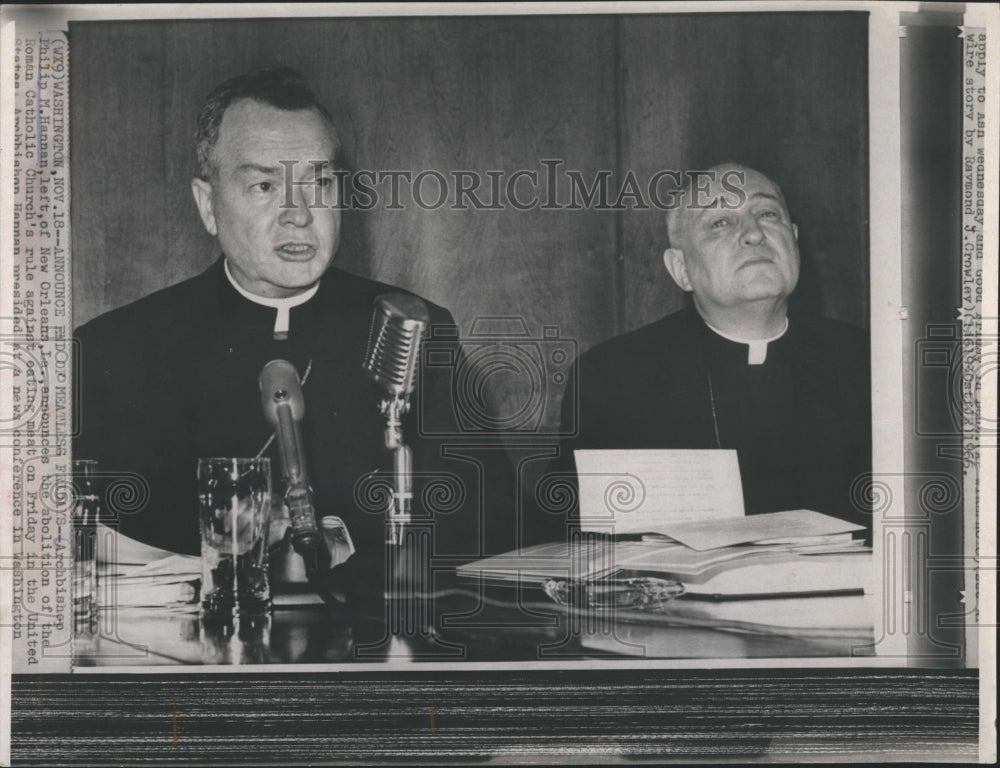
574, 449, 745, 534
97, 523, 178, 565
660, 509, 866, 551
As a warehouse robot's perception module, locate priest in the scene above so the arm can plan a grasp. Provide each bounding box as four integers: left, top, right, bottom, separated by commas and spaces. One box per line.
73, 68, 477, 604
556, 164, 872, 531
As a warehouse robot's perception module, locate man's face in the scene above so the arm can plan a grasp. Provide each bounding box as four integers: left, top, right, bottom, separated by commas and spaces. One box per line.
664, 167, 800, 315
191, 99, 340, 298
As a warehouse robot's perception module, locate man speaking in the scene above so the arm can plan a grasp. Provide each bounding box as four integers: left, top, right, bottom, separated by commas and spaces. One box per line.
559, 164, 872, 529
73, 68, 463, 594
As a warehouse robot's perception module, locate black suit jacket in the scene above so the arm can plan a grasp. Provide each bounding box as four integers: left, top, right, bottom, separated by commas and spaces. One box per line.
556, 306, 872, 529
74, 258, 481, 583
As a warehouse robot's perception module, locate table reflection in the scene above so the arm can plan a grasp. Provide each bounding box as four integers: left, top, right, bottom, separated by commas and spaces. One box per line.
73, 575, 875, 667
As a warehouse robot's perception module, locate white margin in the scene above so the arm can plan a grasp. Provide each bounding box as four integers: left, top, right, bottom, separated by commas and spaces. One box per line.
0, 1, 993, 764
0, 15, 19, 768
868, 2, 907, 662
966, 5, 999, 762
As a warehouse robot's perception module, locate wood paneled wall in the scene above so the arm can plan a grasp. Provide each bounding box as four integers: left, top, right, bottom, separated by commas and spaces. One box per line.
71, 14, 868, 431
619, 13, 869, 331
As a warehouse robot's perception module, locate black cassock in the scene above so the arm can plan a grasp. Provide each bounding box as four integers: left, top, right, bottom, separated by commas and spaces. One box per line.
556, 306, 873, 534
74, 257, 494, 601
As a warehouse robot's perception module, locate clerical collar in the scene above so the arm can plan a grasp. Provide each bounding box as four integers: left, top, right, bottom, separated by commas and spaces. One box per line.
224, 259, 320, 340
703, 316, 789, 365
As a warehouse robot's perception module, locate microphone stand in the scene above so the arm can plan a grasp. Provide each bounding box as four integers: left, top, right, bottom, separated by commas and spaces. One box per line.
357, 389, 462, 659
356, 293, 461, 657
379, 392, 412, 548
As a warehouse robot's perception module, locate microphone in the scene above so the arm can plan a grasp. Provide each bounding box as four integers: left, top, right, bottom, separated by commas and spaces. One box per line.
258, 360, 328, 572
364, 293, 431, 401
363, 294, 430, 545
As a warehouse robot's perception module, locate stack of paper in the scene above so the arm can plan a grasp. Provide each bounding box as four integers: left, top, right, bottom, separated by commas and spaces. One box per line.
97, 525, 201, 609
669, 551, 872, 599
94, 524, 331, 608
457, 510, 870, 598
101, 555, 201, 608
457, 541, 596, 583
467, 450, 876, 645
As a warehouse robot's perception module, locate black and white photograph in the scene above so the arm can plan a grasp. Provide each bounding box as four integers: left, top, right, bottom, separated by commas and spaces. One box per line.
1, 2, 995, 764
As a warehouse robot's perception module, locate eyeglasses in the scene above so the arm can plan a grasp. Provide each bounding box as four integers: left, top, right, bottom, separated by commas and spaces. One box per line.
542, 575, 685, 610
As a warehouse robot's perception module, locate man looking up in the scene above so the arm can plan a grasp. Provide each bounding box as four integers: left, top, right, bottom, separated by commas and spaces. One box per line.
558, 163, 872, 529
663, 163, 801, 343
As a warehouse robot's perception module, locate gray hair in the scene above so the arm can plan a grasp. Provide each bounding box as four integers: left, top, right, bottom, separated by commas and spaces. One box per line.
665, 164, 789, 249
194, 66, 339, 180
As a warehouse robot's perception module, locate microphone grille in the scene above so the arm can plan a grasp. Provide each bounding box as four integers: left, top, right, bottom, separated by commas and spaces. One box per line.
364, 293, 430, 397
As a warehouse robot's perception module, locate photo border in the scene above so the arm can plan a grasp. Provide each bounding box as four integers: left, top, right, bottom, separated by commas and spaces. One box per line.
1, 2, 995, 763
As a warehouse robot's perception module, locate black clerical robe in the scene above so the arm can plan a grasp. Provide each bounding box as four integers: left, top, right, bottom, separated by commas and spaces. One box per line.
73, 257, 475, 588
558, 306, 872, 529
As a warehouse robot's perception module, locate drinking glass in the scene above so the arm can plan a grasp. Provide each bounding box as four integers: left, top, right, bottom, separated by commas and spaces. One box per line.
197, 457, 272, 617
